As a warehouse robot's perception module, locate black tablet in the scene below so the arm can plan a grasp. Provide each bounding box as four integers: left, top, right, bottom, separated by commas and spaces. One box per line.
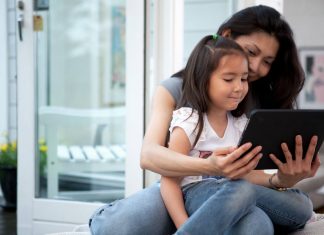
238, 109, 324, 169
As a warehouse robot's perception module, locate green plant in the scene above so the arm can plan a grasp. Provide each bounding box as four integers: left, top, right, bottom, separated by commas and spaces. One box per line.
38, 138, 48, 176
0, 133, 47, 175
0, 137, 17, 168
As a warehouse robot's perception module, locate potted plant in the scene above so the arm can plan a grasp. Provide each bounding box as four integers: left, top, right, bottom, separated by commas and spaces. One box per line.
0, 133, 47, 208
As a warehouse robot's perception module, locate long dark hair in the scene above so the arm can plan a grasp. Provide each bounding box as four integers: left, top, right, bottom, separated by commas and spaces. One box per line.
217, 5, 304, 109
179, 35, 248, 147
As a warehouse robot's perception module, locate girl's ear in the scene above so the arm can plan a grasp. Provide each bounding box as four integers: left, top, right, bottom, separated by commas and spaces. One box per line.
221, 29, 231, 38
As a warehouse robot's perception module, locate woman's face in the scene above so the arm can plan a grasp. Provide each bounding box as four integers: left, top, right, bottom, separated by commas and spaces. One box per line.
234, 31, 279, 82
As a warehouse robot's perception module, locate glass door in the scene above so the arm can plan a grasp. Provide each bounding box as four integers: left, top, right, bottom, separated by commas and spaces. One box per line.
17, 0, 144, 234
36, 0, 128, 203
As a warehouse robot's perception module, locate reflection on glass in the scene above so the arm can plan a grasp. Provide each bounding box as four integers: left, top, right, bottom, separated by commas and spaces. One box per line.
35, 0, 126, 203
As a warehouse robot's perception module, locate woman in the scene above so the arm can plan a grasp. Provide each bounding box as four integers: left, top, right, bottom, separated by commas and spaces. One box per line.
89, 5, 320, 235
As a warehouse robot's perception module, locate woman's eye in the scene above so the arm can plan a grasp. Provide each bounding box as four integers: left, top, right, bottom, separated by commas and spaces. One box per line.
264, 60, 272, 66
247, 49, 256, 56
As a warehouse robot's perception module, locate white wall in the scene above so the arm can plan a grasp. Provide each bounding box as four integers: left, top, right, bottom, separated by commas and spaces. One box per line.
0, 1, 17, 140
0, 0, 18, 199
8, 0, 18, 141
0, 0, 8, 136
183, 0, 234, 62
283, 0, 324, 154
283, 0, 324, 47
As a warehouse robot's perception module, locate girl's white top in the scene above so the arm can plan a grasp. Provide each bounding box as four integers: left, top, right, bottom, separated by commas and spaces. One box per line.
169, 107, 248, 187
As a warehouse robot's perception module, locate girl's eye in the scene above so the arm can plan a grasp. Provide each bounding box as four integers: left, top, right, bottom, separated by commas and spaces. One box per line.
224, 78, 233, 82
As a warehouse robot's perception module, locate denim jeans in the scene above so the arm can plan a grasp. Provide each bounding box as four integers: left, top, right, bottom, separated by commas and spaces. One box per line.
89, 180, 312, 235
89, 184, 176, 235
254, 184, 313, 234
176, 178, 272, 235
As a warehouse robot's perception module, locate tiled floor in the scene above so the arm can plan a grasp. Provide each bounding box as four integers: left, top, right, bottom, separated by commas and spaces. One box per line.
0, 199, 16, 235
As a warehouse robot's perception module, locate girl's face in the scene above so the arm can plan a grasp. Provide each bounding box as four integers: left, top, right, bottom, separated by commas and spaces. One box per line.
234, 31, 279, 82
208, 54, 248, 112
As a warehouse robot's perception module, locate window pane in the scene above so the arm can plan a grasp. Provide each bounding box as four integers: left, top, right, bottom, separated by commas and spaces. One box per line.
35, 0, 126, 203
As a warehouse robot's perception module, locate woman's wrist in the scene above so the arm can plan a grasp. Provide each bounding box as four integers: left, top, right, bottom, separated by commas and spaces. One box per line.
268, 173, 288, 191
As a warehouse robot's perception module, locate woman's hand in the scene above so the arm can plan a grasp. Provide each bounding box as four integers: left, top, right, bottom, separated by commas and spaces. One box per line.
206, 143, 263, 179
269, 135, 321, 188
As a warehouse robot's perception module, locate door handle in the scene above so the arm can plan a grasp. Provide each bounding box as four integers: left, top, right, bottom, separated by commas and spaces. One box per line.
17, 0, 24, 41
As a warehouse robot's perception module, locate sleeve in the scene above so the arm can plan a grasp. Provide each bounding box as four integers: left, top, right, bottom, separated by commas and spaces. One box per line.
160, 76, 183, 107
169, 107, 199, 146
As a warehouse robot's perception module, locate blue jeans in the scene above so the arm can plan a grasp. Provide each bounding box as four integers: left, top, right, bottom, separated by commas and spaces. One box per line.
177, 178, 273, 235
89, 184, 176, 235
89, 180, 312, 235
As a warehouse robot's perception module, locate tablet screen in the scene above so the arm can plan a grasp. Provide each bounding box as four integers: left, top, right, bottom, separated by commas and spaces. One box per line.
238, 109, 324, 169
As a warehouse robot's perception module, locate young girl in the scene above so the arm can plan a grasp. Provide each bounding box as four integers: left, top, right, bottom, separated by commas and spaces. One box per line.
160, 35, 264, 234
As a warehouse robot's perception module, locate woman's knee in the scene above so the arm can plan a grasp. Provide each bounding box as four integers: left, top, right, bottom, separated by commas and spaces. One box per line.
89, 183, 176, 235
285, 189, 313, 225
228, 207, 274, 235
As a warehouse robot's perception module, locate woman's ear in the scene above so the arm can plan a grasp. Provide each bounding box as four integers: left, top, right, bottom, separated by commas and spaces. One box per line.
221, 29, 231, 38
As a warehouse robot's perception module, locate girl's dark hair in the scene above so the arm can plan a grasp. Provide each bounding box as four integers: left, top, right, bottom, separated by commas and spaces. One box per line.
178, 35, 248, 147
217, 5, 304, 109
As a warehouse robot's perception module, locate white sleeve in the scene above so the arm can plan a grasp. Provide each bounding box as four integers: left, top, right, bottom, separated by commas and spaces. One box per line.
169, 107, 199, 146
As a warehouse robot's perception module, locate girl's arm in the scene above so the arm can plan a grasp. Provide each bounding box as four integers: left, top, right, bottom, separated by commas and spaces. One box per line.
160, 127, 192, 228
140, 86, 262, 177
160, 176, 188, 228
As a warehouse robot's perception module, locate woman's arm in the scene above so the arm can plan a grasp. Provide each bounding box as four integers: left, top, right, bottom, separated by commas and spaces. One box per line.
140, 86, 262, 177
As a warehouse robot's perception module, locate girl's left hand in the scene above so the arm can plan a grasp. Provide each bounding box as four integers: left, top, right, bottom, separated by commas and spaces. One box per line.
269, 135, 321, 188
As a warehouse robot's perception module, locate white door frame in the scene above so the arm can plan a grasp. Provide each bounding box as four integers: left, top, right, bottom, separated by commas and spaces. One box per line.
17, 0, 144, 234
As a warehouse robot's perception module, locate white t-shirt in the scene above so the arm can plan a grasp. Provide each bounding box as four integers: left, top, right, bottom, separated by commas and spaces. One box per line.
169, 107, 248, 187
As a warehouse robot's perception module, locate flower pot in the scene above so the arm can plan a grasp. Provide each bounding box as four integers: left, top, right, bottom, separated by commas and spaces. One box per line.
0, 166, 17, 209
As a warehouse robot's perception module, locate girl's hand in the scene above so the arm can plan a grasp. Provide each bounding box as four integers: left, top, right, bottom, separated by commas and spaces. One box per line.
269, 135, 321, 188
206, 143, 263, 179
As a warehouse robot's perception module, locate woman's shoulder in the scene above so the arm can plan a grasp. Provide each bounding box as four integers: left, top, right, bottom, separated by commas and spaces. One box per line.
160, 76, 183, 104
